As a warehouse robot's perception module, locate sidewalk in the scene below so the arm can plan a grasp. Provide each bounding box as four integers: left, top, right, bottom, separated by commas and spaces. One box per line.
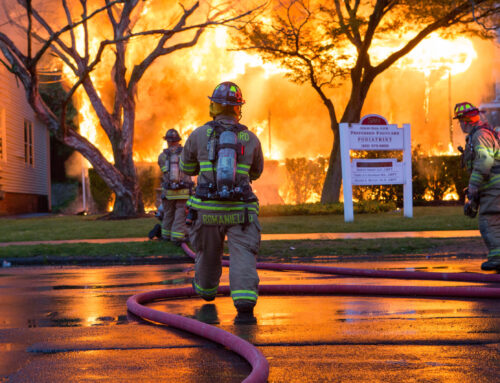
0, 230, 481, 247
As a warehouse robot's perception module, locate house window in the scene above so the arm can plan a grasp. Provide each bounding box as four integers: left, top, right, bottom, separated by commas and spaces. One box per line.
0, 108, 5, 161
24, 119, 34, 166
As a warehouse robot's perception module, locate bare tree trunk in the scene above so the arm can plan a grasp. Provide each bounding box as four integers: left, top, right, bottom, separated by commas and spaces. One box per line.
0, 0, 261, 218
320, 118, 341, 204
112, 175, 144, 217
110, 129, 145, 217
320, 78, 367, 203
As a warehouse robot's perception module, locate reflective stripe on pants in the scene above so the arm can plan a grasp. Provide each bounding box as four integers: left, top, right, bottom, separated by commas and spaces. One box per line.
189, 212, 261, 307
161, 199, 188, 241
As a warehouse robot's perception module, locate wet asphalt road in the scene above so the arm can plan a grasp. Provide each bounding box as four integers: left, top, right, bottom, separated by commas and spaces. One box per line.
1, 256, 499, 382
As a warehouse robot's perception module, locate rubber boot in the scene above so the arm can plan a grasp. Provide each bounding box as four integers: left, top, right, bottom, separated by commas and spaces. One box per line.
234, 300, 257, 324
148, 224, 162, 240
481, 257, 500, 271
192, 280, 216, 302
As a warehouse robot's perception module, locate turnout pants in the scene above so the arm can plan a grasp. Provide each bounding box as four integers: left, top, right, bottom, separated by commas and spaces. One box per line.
190, 213, 261, 309
161, 198, 188, 242
478, 188, 500, 260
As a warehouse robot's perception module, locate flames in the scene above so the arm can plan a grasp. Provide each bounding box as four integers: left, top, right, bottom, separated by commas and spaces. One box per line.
56, 2, 493, 205
372, 33, 477, 77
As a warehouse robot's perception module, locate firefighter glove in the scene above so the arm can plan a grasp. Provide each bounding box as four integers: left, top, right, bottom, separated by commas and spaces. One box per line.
186, 208, 197, 226
464, 201, 478, 218
466, 184, 479, 202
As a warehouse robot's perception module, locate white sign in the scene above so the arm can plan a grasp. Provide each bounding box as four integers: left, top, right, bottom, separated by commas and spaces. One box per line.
351, 159, 404, 185
348, 124, 404, 150
340, 115, 412, 222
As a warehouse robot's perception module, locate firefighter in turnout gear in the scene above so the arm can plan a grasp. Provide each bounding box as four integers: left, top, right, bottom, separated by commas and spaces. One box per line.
454, 102, 500, 272
157, 129, 193, 244
180, 82, 264, 322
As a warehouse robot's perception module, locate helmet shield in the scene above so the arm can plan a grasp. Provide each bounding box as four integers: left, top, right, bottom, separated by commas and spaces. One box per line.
208, 82, 245, 106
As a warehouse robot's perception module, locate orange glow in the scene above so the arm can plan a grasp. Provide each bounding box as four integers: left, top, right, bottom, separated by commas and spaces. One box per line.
55, 3, 490, 206
428, 142, 460, 157
371, 33, 476, 77
424, 187, 459, 202
63, 6, 479, 164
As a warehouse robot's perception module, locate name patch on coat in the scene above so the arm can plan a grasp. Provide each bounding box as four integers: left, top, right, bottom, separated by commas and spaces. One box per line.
200, 211, 255, 225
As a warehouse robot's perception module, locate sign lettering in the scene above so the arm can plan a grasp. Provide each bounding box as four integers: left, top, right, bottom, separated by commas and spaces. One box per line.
339, 115, 412, 222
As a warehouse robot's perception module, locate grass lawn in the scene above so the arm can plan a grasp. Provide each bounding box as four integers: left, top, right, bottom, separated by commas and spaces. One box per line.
262, 206, 477, 234
0, 206, 476, 243
0, 241, 184, 259
0, 206, 480, 262
0, 236, 484, 262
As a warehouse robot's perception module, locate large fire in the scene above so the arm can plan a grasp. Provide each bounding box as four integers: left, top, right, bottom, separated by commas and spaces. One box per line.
59, 2, 495, 206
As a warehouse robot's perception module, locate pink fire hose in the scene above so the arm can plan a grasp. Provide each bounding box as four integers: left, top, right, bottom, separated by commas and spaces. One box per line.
127, 242, 500, 383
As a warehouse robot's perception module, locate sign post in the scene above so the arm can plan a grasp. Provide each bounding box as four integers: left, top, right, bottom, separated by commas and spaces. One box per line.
340, 114, 412, 222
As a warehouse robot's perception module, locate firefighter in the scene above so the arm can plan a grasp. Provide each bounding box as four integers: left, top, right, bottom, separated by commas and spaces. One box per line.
454, 101, 500, 272
180, 81, 264, 322
157, 129, 193, 245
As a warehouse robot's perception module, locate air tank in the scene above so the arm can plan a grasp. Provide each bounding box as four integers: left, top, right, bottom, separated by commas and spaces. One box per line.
169, 153, 180, 183
216, 130, 237, 199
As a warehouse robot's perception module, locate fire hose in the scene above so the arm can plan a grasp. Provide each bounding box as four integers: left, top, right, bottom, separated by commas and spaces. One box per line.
127, 242, 500, 383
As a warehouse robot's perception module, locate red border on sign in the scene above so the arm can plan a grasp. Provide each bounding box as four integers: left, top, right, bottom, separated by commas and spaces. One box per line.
360, 114, 388, 125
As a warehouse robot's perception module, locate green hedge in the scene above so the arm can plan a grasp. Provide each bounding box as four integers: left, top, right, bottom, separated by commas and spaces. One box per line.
137, 165, 160, 208
88, 169, 113, 212
283, 151, 469, 206
89, 165, 160, 213
260, 201, 396, 217
88, 152, 469, 213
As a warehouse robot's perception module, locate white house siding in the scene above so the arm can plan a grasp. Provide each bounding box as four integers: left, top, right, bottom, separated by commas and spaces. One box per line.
0, 64, 51, 202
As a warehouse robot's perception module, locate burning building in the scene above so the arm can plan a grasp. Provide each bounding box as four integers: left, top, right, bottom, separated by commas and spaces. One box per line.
3, 1, 498, 209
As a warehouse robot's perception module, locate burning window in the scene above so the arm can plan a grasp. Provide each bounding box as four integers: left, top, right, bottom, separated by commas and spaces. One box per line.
23, 119, 34, 167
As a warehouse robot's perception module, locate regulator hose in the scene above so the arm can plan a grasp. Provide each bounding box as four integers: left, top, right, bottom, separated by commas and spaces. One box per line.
127, 242, 500, 383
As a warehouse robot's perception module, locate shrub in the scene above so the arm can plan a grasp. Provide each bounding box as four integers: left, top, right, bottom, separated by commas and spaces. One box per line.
137, 165, 160, 208
51, 182, 79, 213
89, 165, 162, 213
88, 169, 113, 213
259, 201, 396, 217
283, 157, 328, 204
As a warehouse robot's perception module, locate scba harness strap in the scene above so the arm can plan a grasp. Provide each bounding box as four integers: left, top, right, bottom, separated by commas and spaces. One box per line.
200, 120, 254, 202
206, 120, 246, 160
162, 146, 193, 192
470, 123, 500, 143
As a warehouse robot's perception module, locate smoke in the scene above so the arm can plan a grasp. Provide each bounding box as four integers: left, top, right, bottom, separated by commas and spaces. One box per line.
64, 152, 85, 179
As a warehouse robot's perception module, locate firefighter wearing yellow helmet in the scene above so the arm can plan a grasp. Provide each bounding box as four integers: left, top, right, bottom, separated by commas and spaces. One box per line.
180, 82, 264, 323
454, 102, 500, 272
157, 129, 193, 244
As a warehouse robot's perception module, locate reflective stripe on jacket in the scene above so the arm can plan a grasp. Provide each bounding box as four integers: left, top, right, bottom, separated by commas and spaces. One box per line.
466, 124, 500, 190
180, 116, 264, 212
186, 196, 259, 213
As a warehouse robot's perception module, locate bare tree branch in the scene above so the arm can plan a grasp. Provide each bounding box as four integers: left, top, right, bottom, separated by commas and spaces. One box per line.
28, 0, 125, 68
0, 0, 264, 216
470, 0, 500, 30
334, 0, 356, 45
128, 1, 264, 91
373, 1, 479, 77
62, 0, 76, 50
